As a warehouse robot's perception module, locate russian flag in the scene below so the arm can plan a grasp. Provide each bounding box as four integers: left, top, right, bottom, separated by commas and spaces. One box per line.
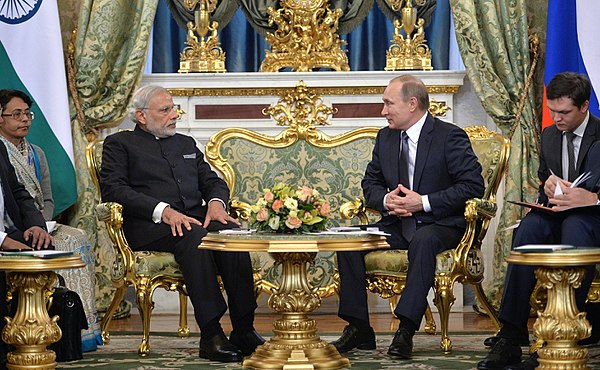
542, 0, 600, 129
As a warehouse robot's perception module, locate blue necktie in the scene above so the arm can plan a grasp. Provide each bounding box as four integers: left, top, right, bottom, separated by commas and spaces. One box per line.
399, 131, 416, 241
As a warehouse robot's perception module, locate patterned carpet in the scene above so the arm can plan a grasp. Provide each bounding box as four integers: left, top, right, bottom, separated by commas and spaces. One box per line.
56, 332, 600, 369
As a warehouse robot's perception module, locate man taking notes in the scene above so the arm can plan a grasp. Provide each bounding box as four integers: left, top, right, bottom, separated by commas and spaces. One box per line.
478, 72, 600, 370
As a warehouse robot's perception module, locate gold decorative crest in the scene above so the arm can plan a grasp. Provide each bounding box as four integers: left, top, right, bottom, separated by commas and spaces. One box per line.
178, 0, 226, 73
260, 0, 349, 72
385, 0, 433, 71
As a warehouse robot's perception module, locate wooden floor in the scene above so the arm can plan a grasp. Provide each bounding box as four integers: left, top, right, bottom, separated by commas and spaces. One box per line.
105, 310, 510, 335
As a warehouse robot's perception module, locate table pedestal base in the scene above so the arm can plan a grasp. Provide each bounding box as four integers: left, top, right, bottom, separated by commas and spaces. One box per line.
534, 266, 591, 370
243, 252, 349, 369
2, 271, 61, 370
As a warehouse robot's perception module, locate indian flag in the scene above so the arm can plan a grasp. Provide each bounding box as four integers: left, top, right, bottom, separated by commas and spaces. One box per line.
0, 0, 77, 216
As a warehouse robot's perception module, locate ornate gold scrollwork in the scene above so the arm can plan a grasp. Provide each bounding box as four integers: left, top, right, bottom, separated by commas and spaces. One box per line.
385, 0, 433, 71
262, 80, 337, 141
260, 0, 349, 72
178, 0, 226, 73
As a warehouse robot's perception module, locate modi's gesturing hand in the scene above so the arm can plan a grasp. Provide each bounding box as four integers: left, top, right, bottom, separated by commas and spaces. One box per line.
161, 207, 202, 237
203, 200, 240, 228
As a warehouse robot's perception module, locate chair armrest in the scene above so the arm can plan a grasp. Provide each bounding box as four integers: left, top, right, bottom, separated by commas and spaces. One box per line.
229, 199, 252, 221
464, 198, 497, 222
455, 198, 498, 264
339, 197, 369, 224
95, 202, 135, 273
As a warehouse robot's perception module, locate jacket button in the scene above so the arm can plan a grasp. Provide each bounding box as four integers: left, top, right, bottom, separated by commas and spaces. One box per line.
177, 179, 182, 184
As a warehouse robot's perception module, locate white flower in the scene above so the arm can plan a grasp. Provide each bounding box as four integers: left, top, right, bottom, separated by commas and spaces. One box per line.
268, 215, 280, 230
283, 197, 298, 210
256, 198, 268, 208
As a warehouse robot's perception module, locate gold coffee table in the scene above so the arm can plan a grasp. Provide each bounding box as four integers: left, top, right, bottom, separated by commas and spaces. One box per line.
0, 255, 85, 370
200, 232, 388, 370
507, 248, 600, 370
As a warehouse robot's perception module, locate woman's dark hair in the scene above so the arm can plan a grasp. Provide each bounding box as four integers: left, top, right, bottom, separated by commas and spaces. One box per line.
0, 89, 33, 111
546, 72, 591, 108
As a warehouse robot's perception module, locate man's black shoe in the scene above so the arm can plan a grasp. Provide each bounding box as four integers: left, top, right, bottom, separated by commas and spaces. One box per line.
229, 329, 265, 356
387, 327, 413, 359
331, 325, 376, 353
483, 334, 529, 347
477, 338, 522, 370
199, 332, 243, 362
504, 352, 538, 370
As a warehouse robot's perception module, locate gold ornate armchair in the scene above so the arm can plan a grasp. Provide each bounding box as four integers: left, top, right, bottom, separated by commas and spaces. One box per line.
341, 125, 509, 353
86, 139, 190, 356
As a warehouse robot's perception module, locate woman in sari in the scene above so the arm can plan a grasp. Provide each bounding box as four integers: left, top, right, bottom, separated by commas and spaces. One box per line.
0, 89, 102, 352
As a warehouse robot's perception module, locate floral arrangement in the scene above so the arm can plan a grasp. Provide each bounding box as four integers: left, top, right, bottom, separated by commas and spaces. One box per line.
250, 183, 331, 234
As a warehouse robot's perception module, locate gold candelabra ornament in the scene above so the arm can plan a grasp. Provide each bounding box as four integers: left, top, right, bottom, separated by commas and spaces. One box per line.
260, 0, 349, 72
178, 0, 226, 73
385, 0, 433, 71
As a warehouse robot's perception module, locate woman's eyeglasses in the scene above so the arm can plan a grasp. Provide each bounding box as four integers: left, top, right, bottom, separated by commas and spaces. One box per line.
1, 110, 35, 121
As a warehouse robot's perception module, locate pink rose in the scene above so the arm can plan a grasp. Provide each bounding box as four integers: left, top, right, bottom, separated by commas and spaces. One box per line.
256, 208, 269, 222
264, 191, 274, 203
285, 216, 303, 229
318, 202, 331, 217
296, 186, 313, 202
272, 199, 283, 213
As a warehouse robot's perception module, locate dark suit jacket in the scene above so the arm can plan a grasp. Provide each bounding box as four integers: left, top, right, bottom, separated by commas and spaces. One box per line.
362, 114, 485, 230
538, 113, 600, 204
100, 126, 230, 247
0, 141, 46, 234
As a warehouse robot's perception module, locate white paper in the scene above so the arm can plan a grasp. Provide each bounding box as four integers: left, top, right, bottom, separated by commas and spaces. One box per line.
46, 221, 57, 233
218, 229, 255, 235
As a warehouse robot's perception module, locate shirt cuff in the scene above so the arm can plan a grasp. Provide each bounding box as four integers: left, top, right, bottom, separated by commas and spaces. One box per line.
422, 195, 431, 213
153, 202, 170, 224
208, 198, 227, 210
383, 193, 389, 211
0, 231, 7, 248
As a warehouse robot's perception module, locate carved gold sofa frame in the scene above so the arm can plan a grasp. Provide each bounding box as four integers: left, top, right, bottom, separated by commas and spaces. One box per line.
341, 125, 509, 353
86, 139, 190, 356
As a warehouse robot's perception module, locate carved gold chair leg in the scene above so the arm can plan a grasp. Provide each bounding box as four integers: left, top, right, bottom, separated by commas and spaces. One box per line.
433, 277, 456, 353
136, 278, 154, 356
388, 295, 399, 317
101, 285, 128, 345
473, 282, 501, 330
178, 292, 190, 337
424, 304, 436, 335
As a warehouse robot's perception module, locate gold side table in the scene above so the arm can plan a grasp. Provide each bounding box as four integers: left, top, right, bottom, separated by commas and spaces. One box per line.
507, 248, 600, 370
201, 232, 388, 370
0, 256, 85, 370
